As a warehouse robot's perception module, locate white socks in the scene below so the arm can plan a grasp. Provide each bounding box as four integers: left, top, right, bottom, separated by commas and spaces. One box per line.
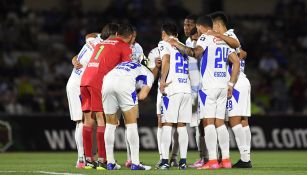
243, 125, 251, 161
105, 123, 116, 164
177, 126, 188, 159
125, 129, 131, 161
204, 125, 217, 160
232, 124, 249, 162
161, 126, 172, 159
126, 123, 140, 165
157, 127, 163, 160
75, 122, 84, 161
216, 125, 230, 159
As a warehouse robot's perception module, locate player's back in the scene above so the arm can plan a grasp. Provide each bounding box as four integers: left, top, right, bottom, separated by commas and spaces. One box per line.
81, 37, 132, 88
105, 61, 154, 89
158, 40, 191, 96
224, 29, 246, 78
197, 34, 234, 89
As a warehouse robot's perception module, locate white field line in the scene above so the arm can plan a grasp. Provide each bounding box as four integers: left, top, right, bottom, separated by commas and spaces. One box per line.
0, 170, 85, 175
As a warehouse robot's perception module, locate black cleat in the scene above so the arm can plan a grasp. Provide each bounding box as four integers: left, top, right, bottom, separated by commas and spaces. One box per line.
170, 159, 179, 167
84, 159, 97, 170
179, 163, 187, 170
233, 159, 252, 168
96, 160, 107, 170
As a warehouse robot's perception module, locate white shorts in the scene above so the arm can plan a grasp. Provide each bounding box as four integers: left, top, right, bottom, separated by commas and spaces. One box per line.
161, 93, 192, 124
156, 90, 163, 115
190, 92, 199, 127
199, 88, 227, 120
103, 76, 138, 114
227, 77, 251, 117
66, 78, 82, 121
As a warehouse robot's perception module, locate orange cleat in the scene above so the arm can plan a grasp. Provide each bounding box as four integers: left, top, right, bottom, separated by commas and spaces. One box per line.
219, 159, 232, 169
197, 160, 220, 170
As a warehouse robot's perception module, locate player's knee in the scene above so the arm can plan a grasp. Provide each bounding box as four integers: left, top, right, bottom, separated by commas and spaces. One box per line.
241, 117, 249, 127
229, 116, 242, 127
177, 123, 186, 127
215, 119, 225, 127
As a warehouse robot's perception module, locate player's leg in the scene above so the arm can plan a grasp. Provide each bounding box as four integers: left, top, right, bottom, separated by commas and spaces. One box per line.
104, 114, 120, 170
89, 86, 106, 170
66, 82, 85, 168
170, 125, 179, 167
102, 80, 121, 170
124, 125, 132, 167
197, 89, 219, 170
75, 120, 85, 168
176, 93, 192, 170
159, 95, 178, 170
123, 105, 150, 170
215, 88, 231, 168
155, 91, 163, 167
156, 114, 163, 167
80, 86, 96, 169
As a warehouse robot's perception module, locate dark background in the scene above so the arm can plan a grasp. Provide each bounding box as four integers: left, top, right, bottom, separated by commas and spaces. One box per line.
0, 0, 307, 116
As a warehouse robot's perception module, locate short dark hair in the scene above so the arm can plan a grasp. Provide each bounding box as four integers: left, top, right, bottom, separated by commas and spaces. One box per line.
161, 21, 178, 36
185, 14, 198, 23
196, 15, 213, 28
189, 27, 197, 36
210, 11, 228, 26
117, 23, 134, 37
101, 23, 119, 39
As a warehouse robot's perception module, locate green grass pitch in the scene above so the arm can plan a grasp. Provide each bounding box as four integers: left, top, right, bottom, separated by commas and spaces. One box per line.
0, 151, 307, 175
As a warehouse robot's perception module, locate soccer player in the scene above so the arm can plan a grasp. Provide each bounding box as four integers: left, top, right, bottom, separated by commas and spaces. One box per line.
124, 27, 146, 168
147, 47, 180, 168
66, 33, 103, 169
158, 21, 192, 170
168, 15, 240, 169
184, 14, 209, 168
80, 23, 133, 169
210, 11, 252, 168
103, 60, 154, 170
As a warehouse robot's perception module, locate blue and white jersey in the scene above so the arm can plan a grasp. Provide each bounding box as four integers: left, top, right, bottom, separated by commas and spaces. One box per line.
147, 47, 160, 69
131, 42, 144, 63
106, 61, 154, 90
158, 40, 191, 96
196, 34, 235, 89
224, 29, 246, 78
69, 36, 103, 84
186, 37, 200, 94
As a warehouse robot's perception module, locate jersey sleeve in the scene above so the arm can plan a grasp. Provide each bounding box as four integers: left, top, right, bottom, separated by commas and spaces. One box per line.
158, 41, 170, 60
131, 43, 144, 62
77, 44, 90, 61
136, 65, 154, 88
196, 34, 210, 50
121, 44, 132, 62
147, 47, 160, 69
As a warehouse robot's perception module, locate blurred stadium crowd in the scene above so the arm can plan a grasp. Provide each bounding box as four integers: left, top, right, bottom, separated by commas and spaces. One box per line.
0, 0, 306, 115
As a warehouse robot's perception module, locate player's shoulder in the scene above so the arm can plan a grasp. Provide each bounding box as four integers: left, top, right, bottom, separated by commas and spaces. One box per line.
158, 40, 171, 52
148, 47, 159, 58
197, 34, 213, 44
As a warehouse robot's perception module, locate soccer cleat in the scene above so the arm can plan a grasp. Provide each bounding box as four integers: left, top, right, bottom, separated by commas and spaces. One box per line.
170, 159, 179, 167
179, 163, 187, 170
125, 160, 132, 168
131, 163, 152, 170
84, 159, 97, 170
157, 163, 170, 170
75, 160, 85, 169
219, 159, 232, 169
155, 159, 162, 169
197, 160, 220, 170
107, 163, 121, 170
189, 159, 204, 168
232, 159, 252, 168
96, 161, 107, 170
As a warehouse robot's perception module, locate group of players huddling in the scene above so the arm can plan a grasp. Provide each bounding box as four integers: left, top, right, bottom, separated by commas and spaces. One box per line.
66, 11, 252, 171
